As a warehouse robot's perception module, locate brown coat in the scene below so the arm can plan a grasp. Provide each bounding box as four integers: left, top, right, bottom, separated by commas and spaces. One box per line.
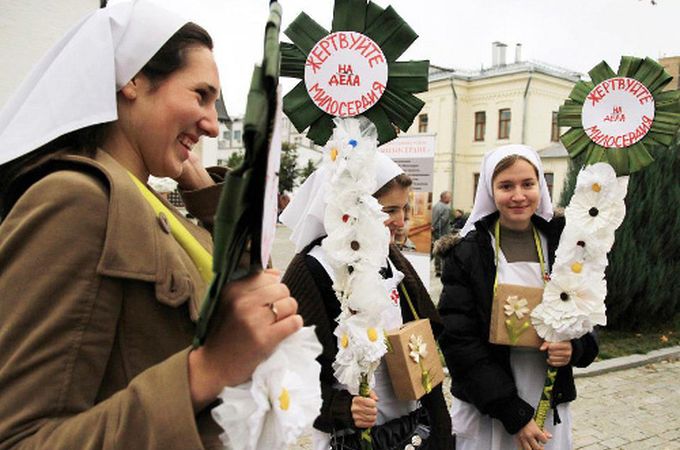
0, 150, 225, 449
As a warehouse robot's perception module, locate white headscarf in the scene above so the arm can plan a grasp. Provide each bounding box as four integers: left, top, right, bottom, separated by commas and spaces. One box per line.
280, 152, 404, 252
459, 144, 553, 237
0, 0, 187, 166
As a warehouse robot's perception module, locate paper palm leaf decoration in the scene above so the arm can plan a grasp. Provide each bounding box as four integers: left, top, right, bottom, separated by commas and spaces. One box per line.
558, 56, 680, 175
281, 0, 429, 146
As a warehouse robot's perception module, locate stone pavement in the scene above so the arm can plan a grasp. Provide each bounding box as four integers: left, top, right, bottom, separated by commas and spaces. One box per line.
272, 225, 680, 450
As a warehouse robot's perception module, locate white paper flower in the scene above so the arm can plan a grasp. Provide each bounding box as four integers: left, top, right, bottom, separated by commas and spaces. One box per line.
503, 295, 530, 319
408, 334, 428, 364
575, 163, 628, 202
333, 313, 387, 394
553, 226, 611, 273
531, 272, 607, 342
345, 269, 393, 316
565, 189, 626, 234
211, 327, 323, 450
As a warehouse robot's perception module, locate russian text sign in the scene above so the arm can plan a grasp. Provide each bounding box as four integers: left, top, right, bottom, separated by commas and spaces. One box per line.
304, 31, 388, 117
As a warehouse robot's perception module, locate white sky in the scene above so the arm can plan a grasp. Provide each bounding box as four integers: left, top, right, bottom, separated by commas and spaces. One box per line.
124, 0, 678, 116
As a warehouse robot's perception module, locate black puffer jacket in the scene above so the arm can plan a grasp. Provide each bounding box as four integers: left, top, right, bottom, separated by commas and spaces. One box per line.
436, 212, 598, 435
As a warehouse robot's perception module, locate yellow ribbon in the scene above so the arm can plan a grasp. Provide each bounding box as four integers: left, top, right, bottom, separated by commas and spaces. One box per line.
127, 172, 213, 283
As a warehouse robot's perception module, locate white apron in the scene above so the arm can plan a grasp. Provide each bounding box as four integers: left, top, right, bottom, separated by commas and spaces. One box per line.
451, 234, 572, 450
309, 247, 418, 450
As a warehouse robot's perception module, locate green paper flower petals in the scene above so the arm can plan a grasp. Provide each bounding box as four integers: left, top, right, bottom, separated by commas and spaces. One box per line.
557, 57, 680, 175
281, 0, 429, 146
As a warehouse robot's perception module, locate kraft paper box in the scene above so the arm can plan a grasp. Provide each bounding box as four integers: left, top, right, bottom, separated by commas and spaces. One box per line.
489, 283, 544, 348
384, 319, 444, 401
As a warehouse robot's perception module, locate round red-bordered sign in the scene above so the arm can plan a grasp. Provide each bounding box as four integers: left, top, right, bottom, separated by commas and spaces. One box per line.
581, 77, 655, 149
304, 31, 388, 118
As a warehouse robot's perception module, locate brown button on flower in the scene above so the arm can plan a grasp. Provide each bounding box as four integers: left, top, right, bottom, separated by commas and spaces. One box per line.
350, 240, 360, 251
158, 212, 171, 234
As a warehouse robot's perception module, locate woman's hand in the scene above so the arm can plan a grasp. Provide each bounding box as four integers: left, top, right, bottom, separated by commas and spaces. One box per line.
188, 268, 302, 411
540, 341, 573, 367
351, 390, 379, 429
515, 419, 552, 450
175, 151, 215, 191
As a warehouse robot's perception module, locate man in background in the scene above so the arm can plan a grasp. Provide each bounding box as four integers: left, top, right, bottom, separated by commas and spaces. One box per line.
431, 191, 452, 276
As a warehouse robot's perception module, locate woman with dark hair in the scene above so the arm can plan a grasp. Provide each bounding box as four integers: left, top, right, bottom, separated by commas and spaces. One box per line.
280, 152, 454, 450
437, 145, 598, 450
0, 2, 300, 449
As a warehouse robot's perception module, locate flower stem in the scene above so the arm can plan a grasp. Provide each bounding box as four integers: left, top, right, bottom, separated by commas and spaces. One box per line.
534, 367, 558, 429
359, 375, 373, 450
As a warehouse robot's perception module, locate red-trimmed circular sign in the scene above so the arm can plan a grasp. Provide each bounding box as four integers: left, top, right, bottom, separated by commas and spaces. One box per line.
581, 77, 655, 149
304, 31, 388, 118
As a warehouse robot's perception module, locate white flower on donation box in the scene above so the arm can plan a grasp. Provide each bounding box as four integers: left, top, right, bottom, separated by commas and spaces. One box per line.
565, 188, 626, 234
408, 334, 428, 364
531, 271, 607, 342
575, 163, 629, 202
211, 327, 323, 450
504, 295, 530, 319
553, 226, 611, 274
333, 313, 387, 394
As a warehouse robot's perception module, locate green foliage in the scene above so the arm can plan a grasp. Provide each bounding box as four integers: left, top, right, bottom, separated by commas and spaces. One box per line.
279, 142, 299, 194
604, 141, 680, 329
299, 159, 318, 184
225, 150, 244, 169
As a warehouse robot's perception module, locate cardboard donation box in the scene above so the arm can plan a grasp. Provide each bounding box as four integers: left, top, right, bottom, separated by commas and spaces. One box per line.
489, 283, 544, 348
384, 319, 444, 401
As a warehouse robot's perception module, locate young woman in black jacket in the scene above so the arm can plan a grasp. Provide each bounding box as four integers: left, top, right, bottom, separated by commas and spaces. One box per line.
437, 145, 598, 450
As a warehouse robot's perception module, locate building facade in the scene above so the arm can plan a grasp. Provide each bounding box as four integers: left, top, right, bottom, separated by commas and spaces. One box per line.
409, 43, 580, 212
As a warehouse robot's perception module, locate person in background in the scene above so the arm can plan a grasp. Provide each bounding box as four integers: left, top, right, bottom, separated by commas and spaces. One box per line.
0, 2, 300, 449
280, 153, 454, 450
452, 208, 466, 232
436, 145, 598, 450
431, 190, 452, 276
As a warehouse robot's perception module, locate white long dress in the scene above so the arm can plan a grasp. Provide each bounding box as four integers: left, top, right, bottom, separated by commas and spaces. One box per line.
450, 234, 572, 450
308, 246, 418, 450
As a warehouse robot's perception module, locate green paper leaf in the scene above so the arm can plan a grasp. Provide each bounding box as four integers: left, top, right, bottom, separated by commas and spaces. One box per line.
364, 6, 417, 61
568, 81, 594, 104
280, 43, 306, 79
364, 105, 398, 145
560, 128, 590, 158
558, 101, 584, 128
633, 57, 667, 93
585, 144, 607, 166
379, 87, 425, 131
284, 12, 328, 54
306, 114, 335, 146
655, 90, 680, 114
365, 1, 384, 27
332, 0, 367, 32
617, 56, 643, 78
387, 60, 430, 93
625, 142, 655, 173
588, 60, 616, 85
282, 82, 324, 132
605, 147, 630, 175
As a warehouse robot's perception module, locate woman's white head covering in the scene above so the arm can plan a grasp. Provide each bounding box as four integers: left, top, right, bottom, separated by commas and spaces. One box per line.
0, 0, 187, 166
280, 152, 404, 253
459, 144, 553, 237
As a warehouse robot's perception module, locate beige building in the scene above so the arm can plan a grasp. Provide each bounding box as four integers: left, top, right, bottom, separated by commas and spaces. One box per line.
659, 56, 680, 91
408, 43, 580, 212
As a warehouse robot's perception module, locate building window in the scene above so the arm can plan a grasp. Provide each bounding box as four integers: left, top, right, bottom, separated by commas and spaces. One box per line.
418, 114, 428, 133
474, 173, 480, 201
223, 130, 231, 140
544, 172, 554, 200
474, 111, 486, 141
551, 111, 560, 142
233, 130, 242, 142
498, 108, 511, 139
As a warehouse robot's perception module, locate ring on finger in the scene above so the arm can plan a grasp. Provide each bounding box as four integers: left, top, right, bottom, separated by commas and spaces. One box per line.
268, 302, 279, 322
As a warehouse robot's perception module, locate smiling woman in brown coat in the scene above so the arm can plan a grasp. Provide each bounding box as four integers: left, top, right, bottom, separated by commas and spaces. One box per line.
0, 2, 301, 449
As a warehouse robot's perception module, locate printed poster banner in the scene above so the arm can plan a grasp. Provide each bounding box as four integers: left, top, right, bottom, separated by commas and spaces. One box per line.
380, 134, 436, 289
